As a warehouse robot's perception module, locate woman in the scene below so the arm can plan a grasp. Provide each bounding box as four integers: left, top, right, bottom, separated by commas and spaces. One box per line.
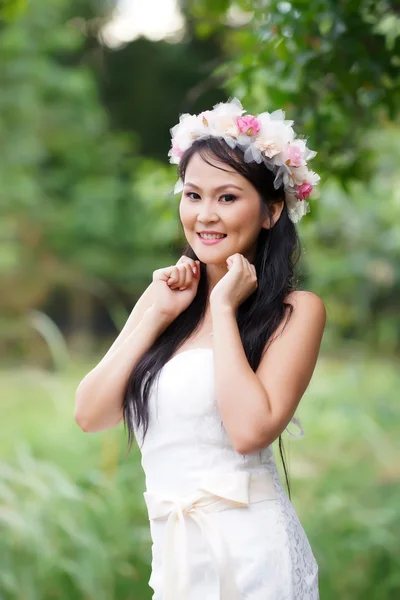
75, 98, 326, 599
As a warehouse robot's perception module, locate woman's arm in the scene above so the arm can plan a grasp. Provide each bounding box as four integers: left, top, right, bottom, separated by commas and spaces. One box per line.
74, 304, 172, 433
211, 291, 326, 454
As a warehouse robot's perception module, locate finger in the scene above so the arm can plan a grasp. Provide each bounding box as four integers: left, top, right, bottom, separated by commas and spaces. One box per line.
234, 253, 243, 265
241, 255, 251, 270
179, 263, 192, 289
250, 264, 258, 286
170, 264, 189, 289
244, 258, 253, 276
186, 262, 197, 285
178, 255, 198, 275
232, 253, 244, 270
156, 266, 177, 281
167, 266, 180, 285
177, 255, 194, 265
246, 261, 256, 280
242, 255, 251, 277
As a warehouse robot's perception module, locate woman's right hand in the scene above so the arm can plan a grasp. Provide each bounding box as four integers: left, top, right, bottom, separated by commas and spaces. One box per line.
151, 256, 201, 321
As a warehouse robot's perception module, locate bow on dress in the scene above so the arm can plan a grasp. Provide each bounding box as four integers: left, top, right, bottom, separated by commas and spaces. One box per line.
144, 470, 277, 600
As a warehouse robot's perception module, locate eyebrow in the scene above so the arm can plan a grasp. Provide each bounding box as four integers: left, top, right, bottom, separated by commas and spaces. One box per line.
183, 182, 244, 192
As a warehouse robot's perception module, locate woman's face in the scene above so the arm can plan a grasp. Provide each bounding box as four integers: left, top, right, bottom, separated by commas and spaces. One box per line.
179, 152, 274, 264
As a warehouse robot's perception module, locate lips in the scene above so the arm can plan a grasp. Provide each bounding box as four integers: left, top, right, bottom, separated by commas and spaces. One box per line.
197, 233, 227, 238
197, 231, 226, 235
197, 232, 227, 246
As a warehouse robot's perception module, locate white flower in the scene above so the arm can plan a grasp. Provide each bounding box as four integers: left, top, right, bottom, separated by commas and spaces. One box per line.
170, 114, 207, 156
211, 97, 245, 118
285, 190, 311, 223
305, 170, 320, 186
210, 115, 240, 138
201, 97, 244, 139
254, 112, 295, 158
243, 143, 264, 163
173, 178, 184, 194
274, 164, 309, 190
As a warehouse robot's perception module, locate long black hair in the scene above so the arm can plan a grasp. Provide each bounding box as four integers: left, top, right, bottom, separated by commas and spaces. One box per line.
123, 137, 303, 500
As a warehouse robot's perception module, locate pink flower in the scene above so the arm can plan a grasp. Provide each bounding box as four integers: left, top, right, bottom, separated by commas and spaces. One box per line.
286, 143, 303, 167
237, 115, 261, 136
296, 182, 313, 200
172, 143, 184, 158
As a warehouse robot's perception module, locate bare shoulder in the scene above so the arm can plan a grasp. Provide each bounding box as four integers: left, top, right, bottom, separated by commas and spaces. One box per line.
285, 290, 326, 317
271, 290, 326, 342
284, 289, 327, 336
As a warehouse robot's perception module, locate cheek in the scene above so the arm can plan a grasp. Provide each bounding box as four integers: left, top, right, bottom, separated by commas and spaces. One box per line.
229, 205, 258, 231
180, 203, 198, 231
179, 201, 188, 225
229, 208, 263, 243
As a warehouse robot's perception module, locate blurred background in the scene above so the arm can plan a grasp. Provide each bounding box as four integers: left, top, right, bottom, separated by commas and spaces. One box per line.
1, 0, 399, 598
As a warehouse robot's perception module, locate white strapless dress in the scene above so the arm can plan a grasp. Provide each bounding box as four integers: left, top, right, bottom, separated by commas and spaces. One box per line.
133, 348, 319, 600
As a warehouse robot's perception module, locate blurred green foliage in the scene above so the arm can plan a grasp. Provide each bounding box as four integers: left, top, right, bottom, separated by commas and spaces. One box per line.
1, 356, 399, 599
183, 0, 400, 182
301, 124, 400, 352
0, 0, 28, 22
0, 367, 151, 599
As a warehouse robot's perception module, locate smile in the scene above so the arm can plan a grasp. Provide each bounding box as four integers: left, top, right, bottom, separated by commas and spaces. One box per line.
197, 233, 227, 245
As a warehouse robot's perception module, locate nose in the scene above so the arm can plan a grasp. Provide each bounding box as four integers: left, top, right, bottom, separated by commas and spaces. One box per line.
196, 200, 220, 224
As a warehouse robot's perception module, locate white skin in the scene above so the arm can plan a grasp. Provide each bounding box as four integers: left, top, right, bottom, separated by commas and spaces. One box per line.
179, 151, 284, 295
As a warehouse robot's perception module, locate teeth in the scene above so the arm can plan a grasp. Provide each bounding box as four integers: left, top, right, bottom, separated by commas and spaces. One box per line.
199, 233, 225, 239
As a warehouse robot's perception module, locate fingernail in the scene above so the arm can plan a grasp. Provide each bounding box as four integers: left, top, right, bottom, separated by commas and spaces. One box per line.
192, 266, 197, 274
179, 287, 185, 291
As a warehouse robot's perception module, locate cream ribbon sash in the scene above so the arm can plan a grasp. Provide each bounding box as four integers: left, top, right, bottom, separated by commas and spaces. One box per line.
143, 471, 277, 600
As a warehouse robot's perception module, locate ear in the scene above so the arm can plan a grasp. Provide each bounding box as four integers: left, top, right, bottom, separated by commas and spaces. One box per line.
262, 200, 285, 230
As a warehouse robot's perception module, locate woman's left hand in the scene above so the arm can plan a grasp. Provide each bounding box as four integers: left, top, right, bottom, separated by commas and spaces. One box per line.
209, 253, 258, 311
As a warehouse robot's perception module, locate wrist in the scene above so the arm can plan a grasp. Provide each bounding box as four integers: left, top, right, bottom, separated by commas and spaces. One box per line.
145, 305, 175, 329
210, 301, 237, 316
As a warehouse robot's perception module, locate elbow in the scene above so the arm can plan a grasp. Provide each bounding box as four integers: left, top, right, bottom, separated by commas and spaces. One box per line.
74, 381, 93, 433
73, 381, 124, 433
74, 415, 90, 433
233, 437, 262, 456
231, 431, 260, 456
74, 401, 99, 433
74, 403, 91, 433
232, 424, 274, 456
74, 409, 91, 432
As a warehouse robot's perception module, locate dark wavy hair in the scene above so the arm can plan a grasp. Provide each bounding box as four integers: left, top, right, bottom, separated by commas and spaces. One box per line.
123, 137, 303, 500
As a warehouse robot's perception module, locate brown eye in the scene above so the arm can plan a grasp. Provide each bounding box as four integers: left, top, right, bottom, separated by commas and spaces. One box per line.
184, 192, 236, 202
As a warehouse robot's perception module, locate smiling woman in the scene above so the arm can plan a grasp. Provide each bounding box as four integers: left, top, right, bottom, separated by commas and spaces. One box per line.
76, 98, 324, 599
119, 99, 324, 599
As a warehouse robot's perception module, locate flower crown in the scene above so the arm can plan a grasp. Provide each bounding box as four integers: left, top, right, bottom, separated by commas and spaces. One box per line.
168, 97, 320, 224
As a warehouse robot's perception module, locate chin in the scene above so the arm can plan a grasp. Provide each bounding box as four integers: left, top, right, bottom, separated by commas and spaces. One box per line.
197, 252, 233, 266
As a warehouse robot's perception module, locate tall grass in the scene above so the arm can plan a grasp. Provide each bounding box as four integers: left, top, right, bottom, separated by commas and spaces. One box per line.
0, 445, 151, 600
0, 352, 399, 599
